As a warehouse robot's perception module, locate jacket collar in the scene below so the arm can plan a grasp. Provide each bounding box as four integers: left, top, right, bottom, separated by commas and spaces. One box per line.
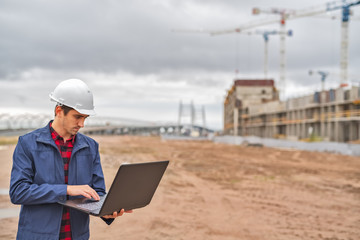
36, 122, 89, 153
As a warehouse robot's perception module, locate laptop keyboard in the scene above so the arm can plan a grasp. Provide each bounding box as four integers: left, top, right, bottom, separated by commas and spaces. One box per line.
77, 197, 105, 211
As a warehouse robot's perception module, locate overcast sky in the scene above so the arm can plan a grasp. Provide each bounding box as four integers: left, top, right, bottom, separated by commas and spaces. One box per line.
0, 0, 359, 130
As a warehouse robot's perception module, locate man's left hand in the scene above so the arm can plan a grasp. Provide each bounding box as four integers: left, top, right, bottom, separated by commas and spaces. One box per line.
102, 209, 133, 219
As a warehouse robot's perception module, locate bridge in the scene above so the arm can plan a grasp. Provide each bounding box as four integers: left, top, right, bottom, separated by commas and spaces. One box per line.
0, 113, 213, 136
80, 124, 212, 136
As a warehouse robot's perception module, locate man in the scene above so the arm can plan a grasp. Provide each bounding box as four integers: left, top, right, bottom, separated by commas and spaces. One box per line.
10, 79, 131, 240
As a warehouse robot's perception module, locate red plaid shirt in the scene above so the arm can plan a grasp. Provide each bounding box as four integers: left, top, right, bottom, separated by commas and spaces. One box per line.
50, 122, 75, 240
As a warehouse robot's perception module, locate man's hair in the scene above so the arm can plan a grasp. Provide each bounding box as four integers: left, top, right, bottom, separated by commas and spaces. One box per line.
54, 104, 73, 116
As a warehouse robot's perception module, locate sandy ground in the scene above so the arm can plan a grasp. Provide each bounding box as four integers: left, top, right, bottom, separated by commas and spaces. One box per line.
0, 135, 359, 240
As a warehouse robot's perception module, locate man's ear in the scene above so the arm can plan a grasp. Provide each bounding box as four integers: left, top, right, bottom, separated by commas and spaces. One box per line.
55, 106, 64, 118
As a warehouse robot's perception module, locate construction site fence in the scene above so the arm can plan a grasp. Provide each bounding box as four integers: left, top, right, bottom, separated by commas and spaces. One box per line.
161, 135, 211, 141
213, 136, 360, 157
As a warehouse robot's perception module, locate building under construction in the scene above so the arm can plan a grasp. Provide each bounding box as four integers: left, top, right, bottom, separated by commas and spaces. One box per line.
224, 79, 360, 143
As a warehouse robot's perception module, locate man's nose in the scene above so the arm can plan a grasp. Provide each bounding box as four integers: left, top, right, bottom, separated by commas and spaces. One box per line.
78, 118, 86, 128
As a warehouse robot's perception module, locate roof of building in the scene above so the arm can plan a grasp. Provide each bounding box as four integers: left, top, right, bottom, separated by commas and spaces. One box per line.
234, 79, 275, 87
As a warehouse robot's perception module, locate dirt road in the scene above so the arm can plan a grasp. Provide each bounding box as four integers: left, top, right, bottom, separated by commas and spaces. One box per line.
1, 136, 359, 239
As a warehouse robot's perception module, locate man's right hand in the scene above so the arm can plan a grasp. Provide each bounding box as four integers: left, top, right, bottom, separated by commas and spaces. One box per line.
66, 185, 100, 200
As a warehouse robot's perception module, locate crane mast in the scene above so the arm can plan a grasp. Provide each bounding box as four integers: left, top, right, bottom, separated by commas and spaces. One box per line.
252, 8, 295, 99
253, 1, 359, 90
247, 29, 292, 79
173, 0, 360, 94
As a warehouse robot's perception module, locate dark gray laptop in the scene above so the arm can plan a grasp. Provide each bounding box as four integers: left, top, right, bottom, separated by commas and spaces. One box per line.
58, 160, 169, 217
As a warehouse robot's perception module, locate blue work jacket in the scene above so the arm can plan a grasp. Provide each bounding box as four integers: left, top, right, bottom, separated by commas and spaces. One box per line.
10, 124, 107, 240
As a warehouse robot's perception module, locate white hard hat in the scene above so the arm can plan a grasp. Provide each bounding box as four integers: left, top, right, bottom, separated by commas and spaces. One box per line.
49, 79, 96, 116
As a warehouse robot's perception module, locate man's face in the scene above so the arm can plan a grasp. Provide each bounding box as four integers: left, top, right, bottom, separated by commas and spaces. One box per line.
58, 108, 89, 137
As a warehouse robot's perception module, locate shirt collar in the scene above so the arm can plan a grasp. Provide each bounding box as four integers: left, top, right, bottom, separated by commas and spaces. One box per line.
49, 120, 76, 144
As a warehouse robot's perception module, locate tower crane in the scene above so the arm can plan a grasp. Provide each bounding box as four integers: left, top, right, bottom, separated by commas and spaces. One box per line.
173, 7, 323, 100
245, 29, 293, 79
251, 8, 295, 99
332, 0, 360, 87
251, 0, 360, 93
180, 0, 359, 99
173, 27, 293, 79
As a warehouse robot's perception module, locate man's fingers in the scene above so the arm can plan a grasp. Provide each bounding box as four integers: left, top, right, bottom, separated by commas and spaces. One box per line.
80, 185, 99, 200
67, 185, 100, 200
102, 209, 132, 219
118, 209, 124, 216
103, 212, 118, 219
87, 188, 100, 200
82, 192, 91, 199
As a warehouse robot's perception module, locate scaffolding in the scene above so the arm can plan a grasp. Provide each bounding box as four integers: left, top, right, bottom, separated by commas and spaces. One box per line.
224, 80, 360, 143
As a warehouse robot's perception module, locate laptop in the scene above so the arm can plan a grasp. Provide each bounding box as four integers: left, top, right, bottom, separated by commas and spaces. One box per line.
58, 160, 169, 217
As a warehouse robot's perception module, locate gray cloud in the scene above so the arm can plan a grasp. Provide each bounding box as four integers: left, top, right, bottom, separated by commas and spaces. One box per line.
0, 0, 359, 129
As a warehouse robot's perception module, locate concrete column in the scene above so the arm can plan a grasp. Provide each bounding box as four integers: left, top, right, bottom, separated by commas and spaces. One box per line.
320, 92, 325, 138
266, 115, 271, 138
334, 105, 339, 142
296, 110, 300, 139
234, 108, 238, 136
327, 106, 333, 141
273, 113, 277, 138
302, 109, 306, 139
285, 111, 290, 137
350, 121, 355, 141
335, 121, 340, 142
